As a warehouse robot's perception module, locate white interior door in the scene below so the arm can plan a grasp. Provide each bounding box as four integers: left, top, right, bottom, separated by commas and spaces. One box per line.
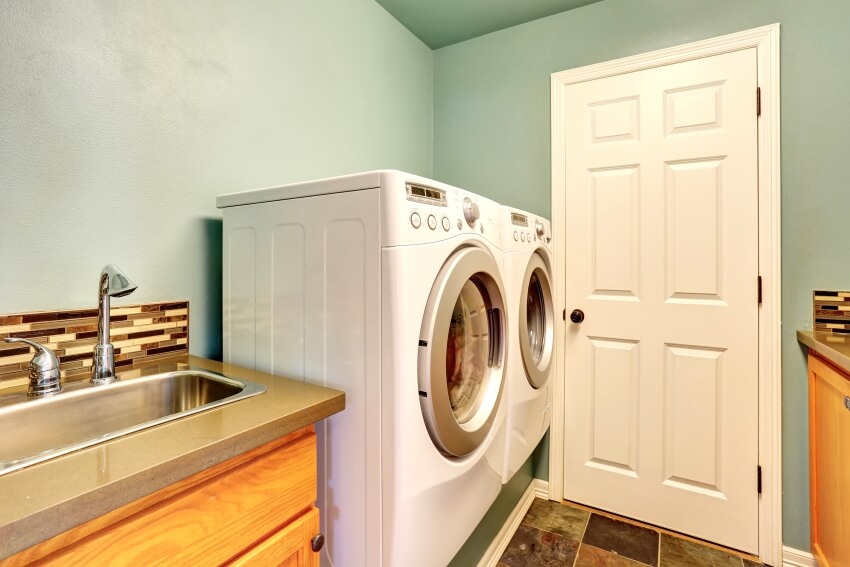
560, 48, 759, 553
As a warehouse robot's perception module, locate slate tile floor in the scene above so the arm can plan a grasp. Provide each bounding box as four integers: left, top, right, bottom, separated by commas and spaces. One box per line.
498, 499, 763, 567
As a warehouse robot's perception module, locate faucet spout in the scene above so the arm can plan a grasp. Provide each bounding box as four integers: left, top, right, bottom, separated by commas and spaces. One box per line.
91, 265, 137, 384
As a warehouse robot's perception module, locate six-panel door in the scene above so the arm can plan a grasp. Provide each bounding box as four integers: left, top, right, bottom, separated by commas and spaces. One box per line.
559, 48, 760, 552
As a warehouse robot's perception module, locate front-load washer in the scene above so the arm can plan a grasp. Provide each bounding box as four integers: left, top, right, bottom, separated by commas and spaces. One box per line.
218, 170, 508, 567
500, 206, 555, 483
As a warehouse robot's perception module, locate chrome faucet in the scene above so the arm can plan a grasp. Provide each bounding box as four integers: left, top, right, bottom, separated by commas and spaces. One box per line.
91, 265, 137, 384
3, 337, 61, 397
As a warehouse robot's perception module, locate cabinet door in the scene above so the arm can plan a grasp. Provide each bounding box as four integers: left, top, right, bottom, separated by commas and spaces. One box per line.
809, 354, 850, 567
229, 507, 319, 567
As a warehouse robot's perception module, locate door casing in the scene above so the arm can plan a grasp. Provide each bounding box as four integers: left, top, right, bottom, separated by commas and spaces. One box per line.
549, 24, 781, 565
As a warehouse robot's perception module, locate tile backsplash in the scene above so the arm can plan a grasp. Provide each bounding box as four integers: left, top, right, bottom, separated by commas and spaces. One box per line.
813, 290, 850, 334
0, 301, 188, 389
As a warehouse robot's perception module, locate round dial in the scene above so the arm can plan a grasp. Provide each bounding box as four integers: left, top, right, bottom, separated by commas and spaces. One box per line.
462, 198, 480, 227
535, 220, 545, 238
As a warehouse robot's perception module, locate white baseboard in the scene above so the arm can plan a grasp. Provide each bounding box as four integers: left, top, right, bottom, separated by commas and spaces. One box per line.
533, 479, 550, 499
477, 479, 549, 567
782, 546, 815, 567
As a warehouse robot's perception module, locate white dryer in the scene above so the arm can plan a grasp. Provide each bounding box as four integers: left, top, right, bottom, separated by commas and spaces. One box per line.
218, 170, 508, 567
500, 206, 555, 483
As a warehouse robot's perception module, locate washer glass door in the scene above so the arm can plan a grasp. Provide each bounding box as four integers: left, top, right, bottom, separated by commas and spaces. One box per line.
419, 246, 506, 458
446, 279, 493, 424
519, 252, 554, 388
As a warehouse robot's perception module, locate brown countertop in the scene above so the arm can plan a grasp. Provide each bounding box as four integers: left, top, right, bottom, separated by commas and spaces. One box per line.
0, 355, 345, 559
797, 330, 850, 373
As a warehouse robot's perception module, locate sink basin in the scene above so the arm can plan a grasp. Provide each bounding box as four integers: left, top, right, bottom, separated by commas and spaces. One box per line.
0, 369, 266, 476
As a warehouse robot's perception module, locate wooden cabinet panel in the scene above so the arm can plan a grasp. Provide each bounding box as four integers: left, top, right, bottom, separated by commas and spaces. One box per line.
808, 354, 850, 567
229, 507, 319, 567
3, 428, 318, 567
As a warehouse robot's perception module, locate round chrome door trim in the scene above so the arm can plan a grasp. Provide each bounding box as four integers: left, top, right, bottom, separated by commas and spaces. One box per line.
418, 245, 507, 458
518, 251, 554, 389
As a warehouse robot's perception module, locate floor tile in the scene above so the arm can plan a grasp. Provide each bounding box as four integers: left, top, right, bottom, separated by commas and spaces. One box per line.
659, 533, 743, 567
575, 543, 648, 567
582, 514, 660, 567
499, 524, 580, 567
742, 558, 762, 567
522, 498, 590, 540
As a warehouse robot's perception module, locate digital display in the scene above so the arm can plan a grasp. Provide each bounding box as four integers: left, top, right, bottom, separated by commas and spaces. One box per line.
511, 213, 528, 226
406, 183, 447, 206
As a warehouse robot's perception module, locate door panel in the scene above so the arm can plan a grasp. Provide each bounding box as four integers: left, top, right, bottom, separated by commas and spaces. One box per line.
590, 167, 640, 298
665, 159, 723, 299
588, 338, 639, 475
561, 48, 759, 552
663, 344, 723, 492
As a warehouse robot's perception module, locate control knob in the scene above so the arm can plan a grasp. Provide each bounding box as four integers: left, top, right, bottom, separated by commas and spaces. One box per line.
463, 198, 480, 227
535, 220, 545, 239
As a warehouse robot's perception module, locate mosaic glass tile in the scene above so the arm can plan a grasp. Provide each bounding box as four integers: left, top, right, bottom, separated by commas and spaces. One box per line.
813, 290, 850, 335
0, 301, 189, 388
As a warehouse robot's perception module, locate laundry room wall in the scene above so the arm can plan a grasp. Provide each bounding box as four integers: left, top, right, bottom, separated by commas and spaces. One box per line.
433, 0, 850, 553
0, 0, 433, 359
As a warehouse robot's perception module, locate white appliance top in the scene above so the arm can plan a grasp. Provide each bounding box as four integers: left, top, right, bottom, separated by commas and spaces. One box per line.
217, 170, 505, 250
217, 171, 385, 208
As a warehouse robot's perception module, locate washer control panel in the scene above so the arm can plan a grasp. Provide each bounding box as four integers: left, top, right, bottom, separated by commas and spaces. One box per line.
386, 174, 503, 248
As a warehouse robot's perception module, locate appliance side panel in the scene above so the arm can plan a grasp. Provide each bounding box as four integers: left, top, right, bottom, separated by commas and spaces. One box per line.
224, 188, 381, 567
222, 219, 257, 370
271, 222, 307, 381
316, 187, 381, 567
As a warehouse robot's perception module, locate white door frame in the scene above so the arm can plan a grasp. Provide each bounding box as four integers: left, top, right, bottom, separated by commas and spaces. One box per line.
549, 24, 781, 565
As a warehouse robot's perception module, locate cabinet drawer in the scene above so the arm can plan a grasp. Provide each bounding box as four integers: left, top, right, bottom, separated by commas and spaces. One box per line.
229, 507, 319, 567
24, 431, 317, 566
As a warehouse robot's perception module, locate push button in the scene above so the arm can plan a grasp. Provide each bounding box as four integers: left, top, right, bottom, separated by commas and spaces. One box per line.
442, 216, 450, 231
410, 212, 421, 229
513, 231, 519, 241
427, 214, 437, 230
521, 232, 526, 242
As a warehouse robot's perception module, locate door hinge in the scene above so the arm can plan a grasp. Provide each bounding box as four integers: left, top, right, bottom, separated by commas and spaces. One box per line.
563, 308, 566, 321
758, 276, 763, 304
756, 87, 761, 117
757, 465, 762, 494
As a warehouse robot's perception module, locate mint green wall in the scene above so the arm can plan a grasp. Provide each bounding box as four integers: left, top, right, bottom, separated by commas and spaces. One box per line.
0, 0, 432, 358
434, 0, 850, 552
449, 455, 534, 566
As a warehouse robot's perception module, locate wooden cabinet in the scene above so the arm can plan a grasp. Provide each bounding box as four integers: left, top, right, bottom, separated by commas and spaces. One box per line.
1, 427, 321, 567
808, 354, 850, 567
230, 507, 319, 567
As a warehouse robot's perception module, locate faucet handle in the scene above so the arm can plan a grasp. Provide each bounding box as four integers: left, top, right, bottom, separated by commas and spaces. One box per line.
4, 338, 62, 397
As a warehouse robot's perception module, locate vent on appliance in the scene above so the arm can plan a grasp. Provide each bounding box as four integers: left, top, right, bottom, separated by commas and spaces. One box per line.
406, 183, 447, 206
510, 212, 528, 227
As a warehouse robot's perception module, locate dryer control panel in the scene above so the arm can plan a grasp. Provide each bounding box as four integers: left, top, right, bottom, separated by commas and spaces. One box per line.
501, 207, 551, 253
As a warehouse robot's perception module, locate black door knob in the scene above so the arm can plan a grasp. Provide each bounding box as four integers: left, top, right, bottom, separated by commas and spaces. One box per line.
570, 309, 585, 324
311, 533, 325, 552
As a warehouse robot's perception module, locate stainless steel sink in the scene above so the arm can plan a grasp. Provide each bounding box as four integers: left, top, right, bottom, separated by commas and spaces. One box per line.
0, 369, 266, 476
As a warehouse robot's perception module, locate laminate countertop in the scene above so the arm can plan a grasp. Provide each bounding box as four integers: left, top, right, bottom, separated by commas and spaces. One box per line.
797, 330, 850, 374
0, 355, 345, 559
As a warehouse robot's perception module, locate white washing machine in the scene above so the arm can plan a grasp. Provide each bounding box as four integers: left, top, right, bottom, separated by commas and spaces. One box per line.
218, 170, 508, 567
500, 206, 555, 483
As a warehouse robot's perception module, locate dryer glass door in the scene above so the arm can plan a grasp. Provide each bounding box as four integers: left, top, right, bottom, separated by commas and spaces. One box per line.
418, 246, 506, 458
519, 252, 554, 388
